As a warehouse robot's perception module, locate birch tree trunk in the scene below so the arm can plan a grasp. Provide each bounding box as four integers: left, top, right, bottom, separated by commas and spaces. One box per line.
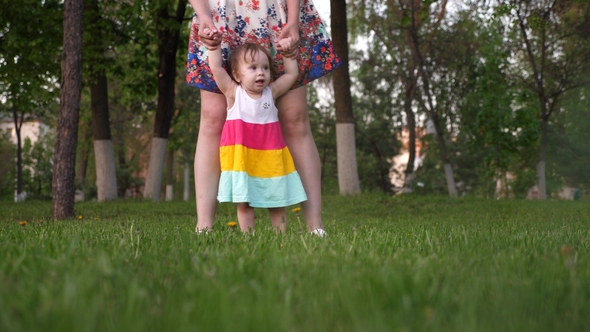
331, 0, 360, 195
165, 148, 174, 201
90, 74, 117, 201
87, 0, 117, 201
143, 0, 186, 200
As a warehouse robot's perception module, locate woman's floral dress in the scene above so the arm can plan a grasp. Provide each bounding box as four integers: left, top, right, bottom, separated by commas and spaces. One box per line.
186, 0, 341, 93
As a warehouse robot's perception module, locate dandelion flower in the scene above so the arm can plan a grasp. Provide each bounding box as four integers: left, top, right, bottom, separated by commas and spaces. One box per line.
291, 207, 301, 214
78, 215, 83, 220
18, 221, 27, 226
227, 221, 238, 228
560, 245, 572, 256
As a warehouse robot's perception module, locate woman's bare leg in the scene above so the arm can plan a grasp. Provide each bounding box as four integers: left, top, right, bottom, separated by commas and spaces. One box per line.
194, 91, 227, 232
237, 203, 255, 232
268, 207, 287, 233
276, 87, 325, 232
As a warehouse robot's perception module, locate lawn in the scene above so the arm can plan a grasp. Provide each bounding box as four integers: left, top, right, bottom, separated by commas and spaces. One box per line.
1, 194, 589, 331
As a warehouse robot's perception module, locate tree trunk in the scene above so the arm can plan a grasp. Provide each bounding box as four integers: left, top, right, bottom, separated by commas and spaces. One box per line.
94, 140, 118, 200
537, 114, 548, 199
53, 0, 83, 220
90, 73, 118, 201
430, 110, 457, 197
12, 106, 24, 198
402, 81, 417, 194
86, 0, 117, 201
396, 3, 420, 195
331, 0, 360, 195
143, 0, 187, 200
404, 0, 456, 196
183, 162, 190, 201
116, 140, 128, 197
144, 137, 167, 201
165, 148, 174, 201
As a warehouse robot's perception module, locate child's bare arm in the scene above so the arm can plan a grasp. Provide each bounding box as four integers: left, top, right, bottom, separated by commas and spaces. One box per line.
208, 48, 236, 97
270, 38, 299, 99
204, 28, 236, 97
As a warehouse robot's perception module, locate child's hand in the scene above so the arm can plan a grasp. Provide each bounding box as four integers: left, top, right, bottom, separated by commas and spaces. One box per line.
199, 25, 222, 50
277, 37, 297, 58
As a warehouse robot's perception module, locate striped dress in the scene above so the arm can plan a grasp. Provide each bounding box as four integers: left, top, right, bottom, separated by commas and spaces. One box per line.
217, 86, 307, 208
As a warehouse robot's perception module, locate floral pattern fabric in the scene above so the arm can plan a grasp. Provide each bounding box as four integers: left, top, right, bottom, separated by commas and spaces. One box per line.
186, 0, 341, 93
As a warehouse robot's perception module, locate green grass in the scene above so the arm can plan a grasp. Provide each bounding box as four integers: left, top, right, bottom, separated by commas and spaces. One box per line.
1, 194, 589, 331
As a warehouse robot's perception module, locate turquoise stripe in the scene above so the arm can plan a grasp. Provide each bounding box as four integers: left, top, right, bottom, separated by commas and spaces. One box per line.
218, 171, 308, 208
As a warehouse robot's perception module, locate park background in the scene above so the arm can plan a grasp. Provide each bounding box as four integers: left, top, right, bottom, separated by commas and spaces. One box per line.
1, 0, 589, 206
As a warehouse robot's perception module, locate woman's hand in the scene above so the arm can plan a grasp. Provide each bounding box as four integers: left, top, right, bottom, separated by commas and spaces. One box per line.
199, 20, 222, 50
277, 22, 300, 59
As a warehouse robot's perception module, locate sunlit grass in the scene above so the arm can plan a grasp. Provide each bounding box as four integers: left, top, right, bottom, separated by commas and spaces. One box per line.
1, 194, 589, 331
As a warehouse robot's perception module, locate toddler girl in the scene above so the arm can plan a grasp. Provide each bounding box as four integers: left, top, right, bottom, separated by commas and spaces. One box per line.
205, 33, 307, 233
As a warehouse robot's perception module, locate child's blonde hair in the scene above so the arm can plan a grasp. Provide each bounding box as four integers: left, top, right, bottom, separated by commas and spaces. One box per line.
228, 43, 275, 81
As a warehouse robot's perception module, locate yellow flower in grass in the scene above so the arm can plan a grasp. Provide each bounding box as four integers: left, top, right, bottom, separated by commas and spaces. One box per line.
560, 245, 572, 256
227, 221, 238, 228
78, 215, 83, 220
291, 207, 301, 214
18, 220, 27, 226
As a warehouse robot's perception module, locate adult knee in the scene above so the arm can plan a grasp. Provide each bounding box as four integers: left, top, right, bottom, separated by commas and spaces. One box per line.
277, 88, 310, 140
199, 91, 227, 138
281, 114, 310, 139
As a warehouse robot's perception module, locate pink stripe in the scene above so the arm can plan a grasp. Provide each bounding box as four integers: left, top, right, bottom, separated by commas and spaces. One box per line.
220, 120, 286, 150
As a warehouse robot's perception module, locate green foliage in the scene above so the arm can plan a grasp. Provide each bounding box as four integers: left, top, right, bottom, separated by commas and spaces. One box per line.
411, 136, 450, 196
546, 86, 590, 195
2, 195, 590, 331
0, 0, 62, 117
0, 125, 55, 202
352, 46, 402, 193
169, 74, 199, 161
347, 0, 406, 193
0, 131, 15, 200
20, 132, 55, 200
449, 19, 539, 197
3, 0, 589, 201
307, 83, 339, 195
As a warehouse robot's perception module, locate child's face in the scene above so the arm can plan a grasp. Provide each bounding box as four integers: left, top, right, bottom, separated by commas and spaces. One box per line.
233, 50, 271, 96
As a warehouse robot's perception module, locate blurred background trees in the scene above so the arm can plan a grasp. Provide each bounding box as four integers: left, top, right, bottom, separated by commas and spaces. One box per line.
1, 0, 589, 203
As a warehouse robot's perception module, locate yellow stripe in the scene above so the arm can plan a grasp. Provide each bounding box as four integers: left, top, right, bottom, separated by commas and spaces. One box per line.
220, 145, 296, 178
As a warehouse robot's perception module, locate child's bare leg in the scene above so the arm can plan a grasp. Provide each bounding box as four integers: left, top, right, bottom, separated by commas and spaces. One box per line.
268, 207, 287, 234
237, 203, 255, 233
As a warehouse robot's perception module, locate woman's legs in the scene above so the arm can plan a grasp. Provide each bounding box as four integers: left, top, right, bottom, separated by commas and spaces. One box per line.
237, 203, 255, 232
276, 87, 325, 232
268, 207, 287, 233
194, 90, 227, 232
